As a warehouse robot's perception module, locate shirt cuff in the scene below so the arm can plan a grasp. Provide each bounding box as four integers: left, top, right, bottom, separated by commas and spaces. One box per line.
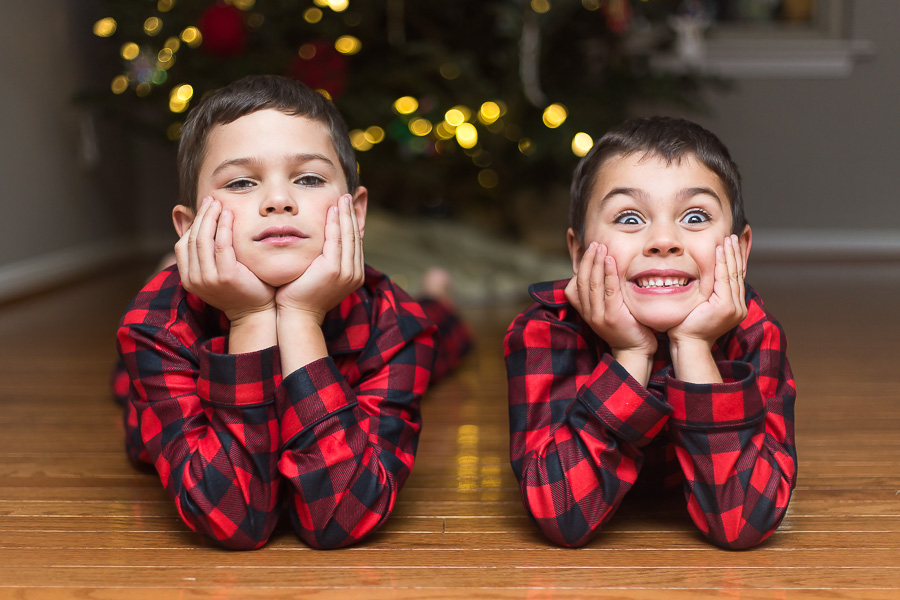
196, 337, 281, 407
276, 357, 357, 445
666, 361, 765, 429
580, 354, 672, 447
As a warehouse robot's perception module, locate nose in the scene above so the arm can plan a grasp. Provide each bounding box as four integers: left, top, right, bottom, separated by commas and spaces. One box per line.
644, 222, 683, 256
261, 184, 297, 215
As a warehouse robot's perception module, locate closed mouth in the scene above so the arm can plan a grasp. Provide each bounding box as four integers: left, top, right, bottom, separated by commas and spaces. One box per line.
254, 226, 308, 241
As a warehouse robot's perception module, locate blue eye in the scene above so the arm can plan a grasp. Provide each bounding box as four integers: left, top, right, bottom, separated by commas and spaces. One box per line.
682, 210, 711, 225
614, 211, 644, 226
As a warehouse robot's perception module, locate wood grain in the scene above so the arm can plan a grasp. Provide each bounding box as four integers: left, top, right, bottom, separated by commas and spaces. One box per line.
1, 263, 898, 598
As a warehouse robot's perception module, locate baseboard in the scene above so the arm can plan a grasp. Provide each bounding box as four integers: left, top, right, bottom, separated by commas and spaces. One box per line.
0, 238, 142, 304
750, 228, 900, 262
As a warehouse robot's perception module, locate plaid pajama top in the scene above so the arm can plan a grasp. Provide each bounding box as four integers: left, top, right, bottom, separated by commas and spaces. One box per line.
117, 265, 441, 550
504, 279, 797, 549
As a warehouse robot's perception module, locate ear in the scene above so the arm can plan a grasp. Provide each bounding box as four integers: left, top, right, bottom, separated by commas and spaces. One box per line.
738, 224, 752, 274
566, 227, 585, 275
351, 186, 368, 239
172, 205, 195, 238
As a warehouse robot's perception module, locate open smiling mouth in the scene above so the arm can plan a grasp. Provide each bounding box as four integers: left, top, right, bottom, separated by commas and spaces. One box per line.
634, 276, 692, 289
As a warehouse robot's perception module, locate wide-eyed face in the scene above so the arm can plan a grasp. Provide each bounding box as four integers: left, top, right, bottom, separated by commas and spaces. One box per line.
176, 109, 366, 287
569, 152, 750, 332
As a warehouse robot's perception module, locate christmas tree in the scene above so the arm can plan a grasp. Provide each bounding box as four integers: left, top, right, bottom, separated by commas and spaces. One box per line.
82, 0, 721, 240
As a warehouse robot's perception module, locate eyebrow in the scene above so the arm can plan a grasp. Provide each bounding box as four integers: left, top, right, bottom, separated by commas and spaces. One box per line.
598, 186, 723, 209
211, 153, 337, 177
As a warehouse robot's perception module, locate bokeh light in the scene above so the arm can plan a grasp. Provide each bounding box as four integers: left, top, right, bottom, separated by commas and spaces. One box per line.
393, 96, 418, 115
409, 118, 433, 137
335, 35, 362, 55
542, 103, 568, 128
180, 27, 202, 47
455, 122, 478, 149
143, 17, 162, 36
572, 132, 593, 157
93, 18, 116, 38
120, 42, 140, 61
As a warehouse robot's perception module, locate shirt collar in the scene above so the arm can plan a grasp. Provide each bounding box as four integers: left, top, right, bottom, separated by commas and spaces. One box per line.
528, 279, 571, 308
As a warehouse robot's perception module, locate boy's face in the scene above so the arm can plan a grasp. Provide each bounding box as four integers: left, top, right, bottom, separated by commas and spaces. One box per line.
568, 152, 751, 332
175, 109, 366, 287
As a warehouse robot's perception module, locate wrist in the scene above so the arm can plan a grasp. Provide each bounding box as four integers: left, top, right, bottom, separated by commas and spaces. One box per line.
276, 308, 329, 376
610, 347, 655, 387
669, 338, 722, 384
227, 307, 277, 354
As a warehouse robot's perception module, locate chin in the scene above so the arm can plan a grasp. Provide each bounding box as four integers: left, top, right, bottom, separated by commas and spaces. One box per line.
631, 309, 690, 334
252, 266, 308, 288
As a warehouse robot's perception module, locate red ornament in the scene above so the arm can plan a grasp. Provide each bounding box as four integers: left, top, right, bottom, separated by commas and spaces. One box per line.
198, 2, 247, 58
288, 41, 348, 99
602, 0, 633, 34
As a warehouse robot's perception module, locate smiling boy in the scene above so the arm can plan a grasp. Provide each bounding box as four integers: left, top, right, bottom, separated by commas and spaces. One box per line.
504, 117, 797, 549
117, 75, 462, 550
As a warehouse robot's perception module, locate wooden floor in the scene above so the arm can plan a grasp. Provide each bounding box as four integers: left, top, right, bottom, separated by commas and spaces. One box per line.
1, 261, 899, 598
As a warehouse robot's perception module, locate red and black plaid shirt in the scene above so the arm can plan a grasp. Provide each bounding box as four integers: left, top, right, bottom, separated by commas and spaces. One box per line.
504, 279, 797, 550
117, 265, 467, 550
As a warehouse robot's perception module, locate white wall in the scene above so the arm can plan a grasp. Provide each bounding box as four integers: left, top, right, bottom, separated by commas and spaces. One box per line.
654, 0, 900, 259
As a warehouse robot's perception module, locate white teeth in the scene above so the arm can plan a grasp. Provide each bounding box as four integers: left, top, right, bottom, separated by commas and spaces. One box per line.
637, 277, 688, 288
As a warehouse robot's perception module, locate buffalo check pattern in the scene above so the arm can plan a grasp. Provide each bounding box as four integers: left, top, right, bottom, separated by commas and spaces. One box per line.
117, 265, 445, 550
504, 279, 797, 549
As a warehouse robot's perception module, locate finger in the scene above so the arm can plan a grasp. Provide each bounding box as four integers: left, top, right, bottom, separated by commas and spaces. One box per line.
725, 235, 746, 310
322, 203, 340, 262
602, 253, 622, 312
348, 195, 364, 275
215, 208, 238, 275
186, 197, 212, 284
195, 199, 222, 281
589, 243, 607, 309
339, 195, 356, 275
712, 243, 730, 303
576, 243, 598, 316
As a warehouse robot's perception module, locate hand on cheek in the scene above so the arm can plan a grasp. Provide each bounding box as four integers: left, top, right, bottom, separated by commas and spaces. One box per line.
174, 196, 276, 323
565, 243, 657, 385
668, 234, 748, 348
275, 194, 365, 325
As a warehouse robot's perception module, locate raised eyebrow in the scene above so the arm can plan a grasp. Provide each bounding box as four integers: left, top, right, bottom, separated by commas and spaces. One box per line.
678, 186, 723, 208
598, 187, 647, 210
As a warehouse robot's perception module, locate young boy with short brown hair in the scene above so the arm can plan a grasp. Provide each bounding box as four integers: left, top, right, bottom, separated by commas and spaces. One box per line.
505, 117, 797, 549
117, 75, 467, 550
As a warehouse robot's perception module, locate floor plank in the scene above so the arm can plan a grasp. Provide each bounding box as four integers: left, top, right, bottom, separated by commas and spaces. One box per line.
1, 262, 899, 597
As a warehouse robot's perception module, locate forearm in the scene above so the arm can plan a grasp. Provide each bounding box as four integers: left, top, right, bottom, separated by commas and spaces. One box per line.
507, 324, 670, 547
276, 348, 426, 548
666, 359, 797, 549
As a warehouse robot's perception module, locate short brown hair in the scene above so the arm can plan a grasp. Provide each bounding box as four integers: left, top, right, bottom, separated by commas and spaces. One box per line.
177, 75, 359, 210
570, 117, 747, 240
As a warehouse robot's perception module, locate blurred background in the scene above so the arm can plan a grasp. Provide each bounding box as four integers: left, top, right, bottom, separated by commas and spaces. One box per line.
1, 0, 898, 305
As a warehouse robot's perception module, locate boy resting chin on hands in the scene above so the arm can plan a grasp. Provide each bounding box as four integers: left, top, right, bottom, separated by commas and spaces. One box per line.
116, 75, 468, 550
504, 117, 797, 550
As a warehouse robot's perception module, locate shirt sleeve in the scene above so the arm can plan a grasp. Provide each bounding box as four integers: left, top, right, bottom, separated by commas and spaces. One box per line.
504, 307, 672, 547
273, 291, 437, 549
665, 302, 798, 550
117, 319, 283, 551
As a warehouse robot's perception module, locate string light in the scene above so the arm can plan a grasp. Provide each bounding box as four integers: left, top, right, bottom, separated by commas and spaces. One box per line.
143, 17, 163, 36
409, 118, 433, 137
349, 129, 373, 151
93, 18, 116, 38
335, 35, 362, 55
304, 8, 323, 23
572, 132, 593, 157
455, 123, 478, 149
364, 126, 385, 144
478, 101, 501, 125
180, 27, 202, 47
393, 96, 418, 115
531, 0, 551, 14
120, 42, 140, 61
542, 103, 568, 128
